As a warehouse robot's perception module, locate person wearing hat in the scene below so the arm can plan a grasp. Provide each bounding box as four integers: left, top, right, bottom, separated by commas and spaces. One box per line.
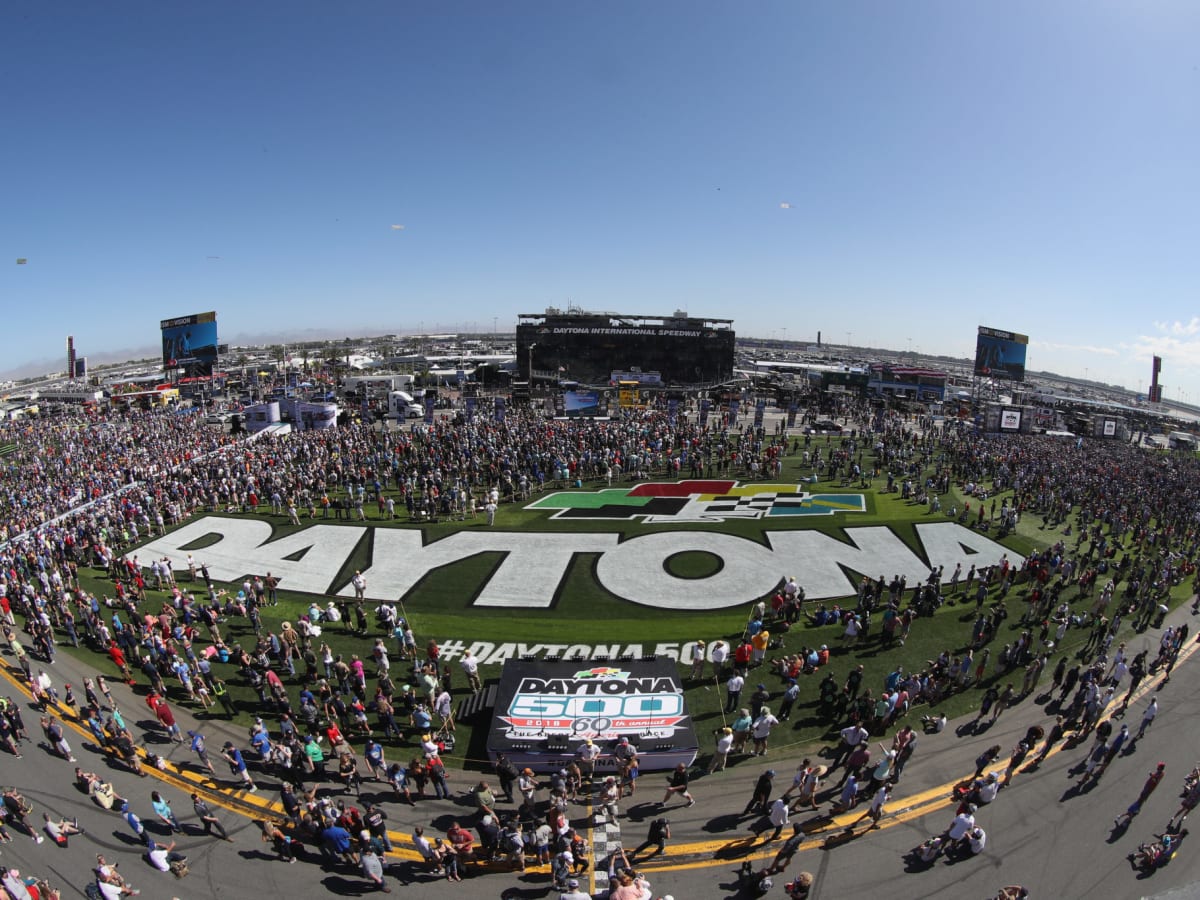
550, 848, 574, 890
750, 683, 771, 718
576, 738, 601, 786
708, 727, 734, 774
559, 876, 591, 900
751, 706, 780, 756
744, 769, 775, 816
187, 730, 217, 775
689, 640, 707, 681
709, 639, 729, 680
794, 764, 827, 811
567, 829, 590, 874
972, 772, 1000, 806
518, 768, 539, 805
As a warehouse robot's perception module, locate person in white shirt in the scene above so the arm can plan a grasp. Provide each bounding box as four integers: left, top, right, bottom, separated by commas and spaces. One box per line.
412, 825, 437, 872
689, 641, 707, 680
576, 739, 601, 781
752, 707, 780, 756
974, 773, 1001, 805
768, 797, 789, 840
724, 673, 745, 713
559, 877, 592, 900
708, 728, 734, 773
944, 806, 976, 844
460, 650, 482, 693
968, 826, 987, 855
42, 812, 84, 845
709, 640, 728, 679
146, 838, 186, 872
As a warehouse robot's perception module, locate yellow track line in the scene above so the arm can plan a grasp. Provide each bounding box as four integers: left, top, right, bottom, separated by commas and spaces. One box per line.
10, 629, 1191, 876
630, 636, 1199, 873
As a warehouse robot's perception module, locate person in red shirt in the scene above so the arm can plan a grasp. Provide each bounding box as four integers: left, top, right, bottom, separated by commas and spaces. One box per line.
107, 642, 131, 681
1115, 762, 1167, 827
734, 640, 753, 673
447, 821, 475, 862
157, 700, 183, 743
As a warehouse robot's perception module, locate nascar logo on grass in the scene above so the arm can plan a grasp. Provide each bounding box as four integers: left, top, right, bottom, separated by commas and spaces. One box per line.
528, 479, 867, 523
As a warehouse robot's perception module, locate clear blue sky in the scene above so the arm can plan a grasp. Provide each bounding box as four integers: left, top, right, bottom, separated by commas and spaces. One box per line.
4, 2, 1199, 398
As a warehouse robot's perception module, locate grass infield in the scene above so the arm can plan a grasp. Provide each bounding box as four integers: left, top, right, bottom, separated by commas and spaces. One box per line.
68, 435, 1191, 772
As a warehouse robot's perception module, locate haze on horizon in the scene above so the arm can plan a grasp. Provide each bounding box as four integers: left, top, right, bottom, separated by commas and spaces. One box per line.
4, 3, 1199, 399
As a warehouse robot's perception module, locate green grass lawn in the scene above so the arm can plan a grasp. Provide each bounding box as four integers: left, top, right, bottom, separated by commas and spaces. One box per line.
65, 436, 1193, 773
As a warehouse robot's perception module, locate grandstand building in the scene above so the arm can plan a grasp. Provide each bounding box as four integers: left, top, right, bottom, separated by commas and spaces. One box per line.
516, 308, 735, 387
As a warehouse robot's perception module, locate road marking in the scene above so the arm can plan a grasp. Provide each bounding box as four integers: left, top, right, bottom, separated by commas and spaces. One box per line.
7, 621, 1191, 876
624, 635, 1200, 873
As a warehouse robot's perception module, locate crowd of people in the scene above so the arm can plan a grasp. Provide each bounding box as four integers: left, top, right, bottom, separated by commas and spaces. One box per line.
0, 398, 1199, 897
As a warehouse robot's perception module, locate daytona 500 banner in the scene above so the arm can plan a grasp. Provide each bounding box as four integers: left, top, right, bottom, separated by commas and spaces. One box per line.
488, 658, 698, 773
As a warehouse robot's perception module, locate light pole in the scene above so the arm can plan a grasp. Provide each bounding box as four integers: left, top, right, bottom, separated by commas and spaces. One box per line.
528, 342, 537, 395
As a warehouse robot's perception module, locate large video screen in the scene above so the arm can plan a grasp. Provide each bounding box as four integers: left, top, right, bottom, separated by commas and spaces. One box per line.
975, 326, 1029, 382
161, 311, 218, 377
999, 409, 1023, 432
518, 323, 735, 386
563, 390, 602, 417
